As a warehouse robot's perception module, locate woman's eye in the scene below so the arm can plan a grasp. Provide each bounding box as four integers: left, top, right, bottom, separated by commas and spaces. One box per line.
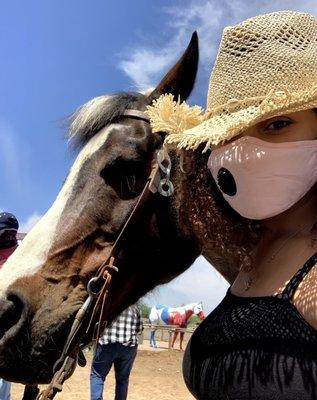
265, 119, 292, 131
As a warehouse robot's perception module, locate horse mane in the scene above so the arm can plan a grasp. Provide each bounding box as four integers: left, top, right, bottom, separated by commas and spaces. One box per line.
68, 92, 147, 149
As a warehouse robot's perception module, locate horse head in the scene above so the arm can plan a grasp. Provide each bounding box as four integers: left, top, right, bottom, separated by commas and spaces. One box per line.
0, 34, 200, 384
193, 301, 205, 321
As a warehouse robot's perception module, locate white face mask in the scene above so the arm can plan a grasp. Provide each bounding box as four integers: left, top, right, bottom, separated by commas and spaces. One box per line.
208, 136, 317, 220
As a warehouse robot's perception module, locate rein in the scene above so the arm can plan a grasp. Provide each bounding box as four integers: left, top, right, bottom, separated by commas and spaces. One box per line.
37, 110, 173, 400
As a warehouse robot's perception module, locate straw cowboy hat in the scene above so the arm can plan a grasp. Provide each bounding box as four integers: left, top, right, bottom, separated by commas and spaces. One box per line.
146, 10, 317, 151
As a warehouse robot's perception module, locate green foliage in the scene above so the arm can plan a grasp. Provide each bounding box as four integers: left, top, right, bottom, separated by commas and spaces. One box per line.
187, 314, 202, 327
138, 300, 151, 319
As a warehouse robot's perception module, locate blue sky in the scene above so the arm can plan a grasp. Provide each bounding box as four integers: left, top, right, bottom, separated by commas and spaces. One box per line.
1, 0, 316, 313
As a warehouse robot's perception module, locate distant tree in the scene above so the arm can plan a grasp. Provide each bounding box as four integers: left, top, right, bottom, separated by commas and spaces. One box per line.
138, 300, 151, 319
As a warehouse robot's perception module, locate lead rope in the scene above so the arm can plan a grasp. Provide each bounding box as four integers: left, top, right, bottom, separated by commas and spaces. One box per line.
36, 149, 174, 400
36, 264, 117, 400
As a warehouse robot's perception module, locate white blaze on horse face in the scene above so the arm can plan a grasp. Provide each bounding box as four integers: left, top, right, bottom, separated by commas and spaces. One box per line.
0, 124, 119, 298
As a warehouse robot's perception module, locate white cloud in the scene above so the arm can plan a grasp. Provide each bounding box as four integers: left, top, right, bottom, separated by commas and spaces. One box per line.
118, 0, 222, 90
19, 212, 43, 233
118, 0, 317, 90
119, 49, 175, 91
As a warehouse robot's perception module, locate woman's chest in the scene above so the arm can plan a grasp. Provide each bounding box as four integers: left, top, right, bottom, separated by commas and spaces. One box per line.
183, 296, 317, 400
191, 294, 317, 355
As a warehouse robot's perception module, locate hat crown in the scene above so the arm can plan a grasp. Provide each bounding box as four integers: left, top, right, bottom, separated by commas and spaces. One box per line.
207, 11, 317, 111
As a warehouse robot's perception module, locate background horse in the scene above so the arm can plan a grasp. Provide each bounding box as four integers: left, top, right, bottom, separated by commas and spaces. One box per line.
0, 32, 256, 385
149, 302, 205, 351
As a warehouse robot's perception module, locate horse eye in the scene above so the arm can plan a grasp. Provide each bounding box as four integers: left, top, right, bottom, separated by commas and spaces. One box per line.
100, 159, 149, 199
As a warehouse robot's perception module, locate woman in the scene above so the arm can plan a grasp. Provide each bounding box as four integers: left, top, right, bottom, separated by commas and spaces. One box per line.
147, 10, 317, 400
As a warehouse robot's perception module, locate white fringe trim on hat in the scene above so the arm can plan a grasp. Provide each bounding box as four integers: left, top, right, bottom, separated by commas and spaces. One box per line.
146, 94, 204, 135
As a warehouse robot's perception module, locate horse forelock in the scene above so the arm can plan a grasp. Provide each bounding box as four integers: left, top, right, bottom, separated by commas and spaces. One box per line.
69, 91, 147, 149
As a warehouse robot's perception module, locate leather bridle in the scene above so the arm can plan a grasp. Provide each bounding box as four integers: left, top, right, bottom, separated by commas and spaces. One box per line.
37, 110, 173, 399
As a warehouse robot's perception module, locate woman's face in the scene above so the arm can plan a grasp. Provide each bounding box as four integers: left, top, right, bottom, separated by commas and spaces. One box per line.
237, 109, 317, 143
209, 109, 317, 222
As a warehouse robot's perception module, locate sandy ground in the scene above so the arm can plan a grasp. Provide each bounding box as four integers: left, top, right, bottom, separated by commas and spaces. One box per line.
11, 340, 195, 400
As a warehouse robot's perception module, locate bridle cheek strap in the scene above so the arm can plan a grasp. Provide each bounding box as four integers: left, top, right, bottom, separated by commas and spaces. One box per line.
122, 109, 150, 123
36, 111, 171, 400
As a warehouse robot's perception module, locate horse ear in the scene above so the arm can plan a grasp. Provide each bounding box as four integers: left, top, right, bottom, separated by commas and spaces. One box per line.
147, 31, 199, 103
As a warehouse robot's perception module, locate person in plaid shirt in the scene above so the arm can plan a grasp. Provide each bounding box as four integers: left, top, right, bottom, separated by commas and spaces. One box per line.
90, 304, 142, 400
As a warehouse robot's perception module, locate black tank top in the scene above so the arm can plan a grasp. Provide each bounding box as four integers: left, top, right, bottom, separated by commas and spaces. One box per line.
183, 253, 317, 400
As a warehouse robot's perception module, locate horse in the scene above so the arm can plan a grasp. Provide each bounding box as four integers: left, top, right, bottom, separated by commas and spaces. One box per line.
0, 32, 256, 388
149, 302, 205, 351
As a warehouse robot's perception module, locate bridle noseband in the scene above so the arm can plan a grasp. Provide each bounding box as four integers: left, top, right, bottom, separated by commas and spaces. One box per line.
37, 110, 173, 399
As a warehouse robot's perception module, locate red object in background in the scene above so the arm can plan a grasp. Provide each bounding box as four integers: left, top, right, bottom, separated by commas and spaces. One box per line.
168, 311, 188, 328
0, 245, 18, 268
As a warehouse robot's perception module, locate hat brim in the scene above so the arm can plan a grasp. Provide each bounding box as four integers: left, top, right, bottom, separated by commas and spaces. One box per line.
164, 91, 317, 151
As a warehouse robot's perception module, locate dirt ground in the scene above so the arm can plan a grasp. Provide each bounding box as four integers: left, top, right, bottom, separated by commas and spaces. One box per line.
11, 341, 195, 400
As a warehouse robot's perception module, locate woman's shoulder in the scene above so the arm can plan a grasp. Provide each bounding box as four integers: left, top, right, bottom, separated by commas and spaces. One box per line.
293, 261, 317, 330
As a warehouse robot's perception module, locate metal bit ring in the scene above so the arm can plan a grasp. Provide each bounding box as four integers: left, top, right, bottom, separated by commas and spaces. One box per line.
158, 178, 174, 197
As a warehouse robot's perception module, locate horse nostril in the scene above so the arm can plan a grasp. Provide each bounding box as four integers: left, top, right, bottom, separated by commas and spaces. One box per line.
0, 292, 26, 340
217, 168, 237, 196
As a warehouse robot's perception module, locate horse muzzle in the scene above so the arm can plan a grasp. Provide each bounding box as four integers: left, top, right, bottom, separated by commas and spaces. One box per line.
0, 291, 28, 345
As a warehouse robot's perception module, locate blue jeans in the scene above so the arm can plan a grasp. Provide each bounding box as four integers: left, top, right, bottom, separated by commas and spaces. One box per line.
0, 378, 10, 400
90, 343, 137, 400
